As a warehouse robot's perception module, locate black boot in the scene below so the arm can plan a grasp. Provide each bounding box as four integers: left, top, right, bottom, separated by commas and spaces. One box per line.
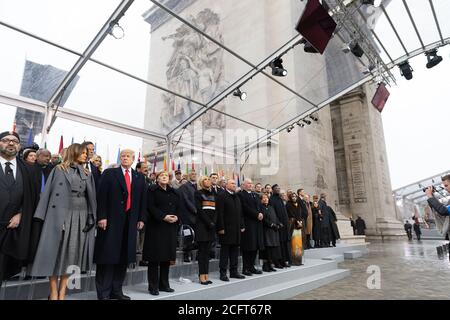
183, 252, 191, 263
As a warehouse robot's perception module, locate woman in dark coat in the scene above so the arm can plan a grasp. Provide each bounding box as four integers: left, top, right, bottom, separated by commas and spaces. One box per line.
286, 193, 304, 266
260, 194, 281, 272
311, 196, 322, 248
31, 143, 96, 300
143, 171, 180, 296
194, 176, 217, 285
269, 184, 290, 268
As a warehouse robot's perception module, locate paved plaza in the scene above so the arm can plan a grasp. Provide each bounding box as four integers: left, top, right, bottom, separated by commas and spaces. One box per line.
293, 240, 450, 300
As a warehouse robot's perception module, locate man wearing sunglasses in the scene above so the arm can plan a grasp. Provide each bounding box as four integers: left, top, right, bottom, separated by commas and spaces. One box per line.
0, 131, 39, 286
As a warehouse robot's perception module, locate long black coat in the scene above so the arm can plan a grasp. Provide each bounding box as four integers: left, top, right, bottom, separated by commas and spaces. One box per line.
143, 184, 180, 262
286, 201, 303, 234
194, 189, 217, 242
312, 206, 322, 241
94, 167, 146, 265
87, 161, 101, 190
238, 191, 264, 251
269, 194, 289, 241
355, 217, 366, 235
216, 191, 244, 245
178, 182, 197, 225
327, 206, 341, 240
0, 158, 39, 265
261, 204, 280, 247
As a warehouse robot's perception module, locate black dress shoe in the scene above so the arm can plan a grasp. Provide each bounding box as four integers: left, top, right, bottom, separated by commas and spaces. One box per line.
230, 273, 245, 279
159, 287, 175, 293
149, 289, 159, 296
220, 275, 229, 282
269, 267, 277, 272
242, 270, 253, 276
273, 264, 284, 269
250, 269, 263, 274
110, 293, 131, 300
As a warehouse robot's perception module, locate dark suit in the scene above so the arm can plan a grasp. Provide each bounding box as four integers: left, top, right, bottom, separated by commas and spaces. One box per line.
238, 191, 264, 273
87, 161, 101, 189
177, 182, 197, 259
0, 157, 39, 284
94, 167, 146, 300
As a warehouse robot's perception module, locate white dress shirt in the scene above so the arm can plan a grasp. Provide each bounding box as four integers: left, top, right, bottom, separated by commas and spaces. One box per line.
0, 156, 17, 179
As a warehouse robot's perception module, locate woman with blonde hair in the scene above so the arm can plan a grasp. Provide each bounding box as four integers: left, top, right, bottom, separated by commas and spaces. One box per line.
91, 154, 103, 173
30, 143, 96, 300
194, 176, 217, 285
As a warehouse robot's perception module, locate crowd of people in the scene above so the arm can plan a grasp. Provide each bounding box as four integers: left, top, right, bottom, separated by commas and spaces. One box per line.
0, 130, 343, 300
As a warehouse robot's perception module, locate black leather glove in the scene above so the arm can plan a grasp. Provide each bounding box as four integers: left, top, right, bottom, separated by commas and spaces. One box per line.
270, 223, 278, 230
82, 214, 95, 233
278, 223, 284, 229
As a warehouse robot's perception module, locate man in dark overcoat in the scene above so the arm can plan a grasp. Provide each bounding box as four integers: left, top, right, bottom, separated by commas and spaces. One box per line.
238, 178, 264, 275
0, 131, 39, 285
216, 179, 246, 281
177, 170, 197, 262
269, 184, 290, 268
94, 149, 146, 300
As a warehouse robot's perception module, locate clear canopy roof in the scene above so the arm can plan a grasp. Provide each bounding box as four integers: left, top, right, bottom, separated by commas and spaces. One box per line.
0, 0, 449, 153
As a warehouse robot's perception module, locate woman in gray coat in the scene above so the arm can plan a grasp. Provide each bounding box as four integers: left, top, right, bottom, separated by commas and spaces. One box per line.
31, 143, 96, 300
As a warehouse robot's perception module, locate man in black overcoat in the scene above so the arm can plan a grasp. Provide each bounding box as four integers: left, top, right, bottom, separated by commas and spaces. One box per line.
269, 184, 290, 268
0, 131, 39, 285
216, 179, 246, 281
94, 149, 146, 300
177, 171, 198, 262
238, 178, 264, 275
81, 141, 101, 189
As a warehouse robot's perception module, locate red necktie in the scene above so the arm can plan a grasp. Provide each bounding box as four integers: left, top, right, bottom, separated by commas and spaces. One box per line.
125, 169, 131, 212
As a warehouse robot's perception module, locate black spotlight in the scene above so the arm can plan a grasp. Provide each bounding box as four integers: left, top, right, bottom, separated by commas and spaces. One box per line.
303, 40, 320, 54
233, 88, 247, 101
425, 49, 443, 69
287, 125, 295, 133
302, 119, 312, 125
398, 61, 413, 80
362, 0, 374, 5
309, 115, 319, 122
297, 121, 305, 128
270, 58, 288, 77
350, 42, 364, 58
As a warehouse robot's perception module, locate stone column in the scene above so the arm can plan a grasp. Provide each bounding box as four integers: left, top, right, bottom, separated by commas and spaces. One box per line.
331, 84, 404, 239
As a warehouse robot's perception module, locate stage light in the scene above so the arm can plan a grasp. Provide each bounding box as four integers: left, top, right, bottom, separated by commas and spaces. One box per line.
303, 41, 320, 54
302, 119, 312, 125
398, 61, 413, 80
296, 121, 305, 128
109, 22, 125, 39
270, 58, 288, 77
425, 49, 443, 69
309, 114, 319, 122
350, 42, 364, 58
287, 125, 295, 133
233, 88, 247, 101
363, 63, 376, 75
362, 0, 375, 5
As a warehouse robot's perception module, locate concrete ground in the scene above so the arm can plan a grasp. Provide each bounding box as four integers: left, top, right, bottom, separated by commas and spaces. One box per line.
292, 240, 450, 300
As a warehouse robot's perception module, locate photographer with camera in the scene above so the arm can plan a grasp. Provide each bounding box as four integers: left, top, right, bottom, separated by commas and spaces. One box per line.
425, 175, 450, 241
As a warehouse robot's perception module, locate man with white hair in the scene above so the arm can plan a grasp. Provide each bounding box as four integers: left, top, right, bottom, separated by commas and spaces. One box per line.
238, 178, 264, 276
94, 149, 147, 300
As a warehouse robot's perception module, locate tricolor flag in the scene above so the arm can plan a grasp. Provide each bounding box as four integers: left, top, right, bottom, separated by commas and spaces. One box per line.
26, 127, 34, 146
116, 147, 121, 164
71, 137, 74, 145
58, 135, 64, 154
137, 150, 141, 163
105, 145, 110, 166
152, 151, 157, 173
163, 154, 168, 171
12, 121, 16, 133
204, 165, 208, 176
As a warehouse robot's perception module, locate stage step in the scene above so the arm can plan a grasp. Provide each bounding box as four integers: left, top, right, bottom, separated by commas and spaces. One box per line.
304, 243, 368, 260
322, 254, 345, 262
343, 250, 362, 259
67, 258, 345, 300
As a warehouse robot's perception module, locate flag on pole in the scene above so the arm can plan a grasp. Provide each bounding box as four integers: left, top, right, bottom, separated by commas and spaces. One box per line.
26, 127, 33, 146
116, 146, 121, 164
191, 160, 195, 172
71, 136, 74, 145
58, 135, 64, 154
163, 154, 168, 171
171, 157, 175, 171
105, 144, 110, 166
12, 121, 16, 133
152, 151, 157, 173
186, 162, 189, 174
237, 174, 241, 188
137, 150, 141, 163
44, 141, 47, 149
94, 142, 97, 154
204, 165, 208, 176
